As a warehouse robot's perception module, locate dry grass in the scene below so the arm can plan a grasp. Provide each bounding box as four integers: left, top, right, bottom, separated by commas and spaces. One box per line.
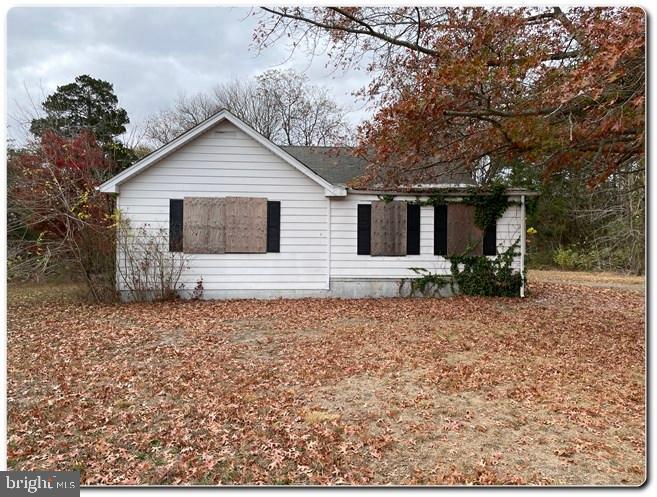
7, 281, 86, 306
7, 273, 645, 486
529, 270, 645, 292
302, 410, 341, 425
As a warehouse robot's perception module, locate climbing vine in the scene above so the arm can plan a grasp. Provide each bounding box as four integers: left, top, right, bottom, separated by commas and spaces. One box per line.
464, 183, 511, 229
408, 185, 513, 230
400, 268, 451, 297
401, 186, 525, 297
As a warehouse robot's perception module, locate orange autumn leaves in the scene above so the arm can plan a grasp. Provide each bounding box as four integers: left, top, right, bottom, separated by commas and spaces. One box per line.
256, 7, 645, 187
7, 280, 645, 484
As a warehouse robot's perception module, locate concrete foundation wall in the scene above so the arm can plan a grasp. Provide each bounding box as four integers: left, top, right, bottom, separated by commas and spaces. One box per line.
120, 277, 455, 301
328, 278, 454, 298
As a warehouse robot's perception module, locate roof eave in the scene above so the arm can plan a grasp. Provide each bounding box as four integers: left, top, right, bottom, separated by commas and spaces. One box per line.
347, 186, 540, 196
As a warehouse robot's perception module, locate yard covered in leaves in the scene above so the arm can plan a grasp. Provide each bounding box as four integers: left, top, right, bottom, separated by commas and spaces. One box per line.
7, 273, 645, 485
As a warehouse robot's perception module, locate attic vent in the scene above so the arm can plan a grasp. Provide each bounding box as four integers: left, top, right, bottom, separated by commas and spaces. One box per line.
215, 130, 237, 138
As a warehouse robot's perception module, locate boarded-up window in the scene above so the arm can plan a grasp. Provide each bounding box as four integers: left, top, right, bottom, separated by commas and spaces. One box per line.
183, 197, 225, 254
433, 204, 447, 256
371, 200, 407, 256
357, 204, 371, 255
180, 196, 274, 254
224, 197, 267, 253
406, 204, 421, 255
267, 201, 281, 253
483, 221, 497, 256
447, 203, 483, 256
169, 199, 184, 252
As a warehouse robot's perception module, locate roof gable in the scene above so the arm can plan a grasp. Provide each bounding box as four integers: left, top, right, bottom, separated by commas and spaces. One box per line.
98, 109, 346, 196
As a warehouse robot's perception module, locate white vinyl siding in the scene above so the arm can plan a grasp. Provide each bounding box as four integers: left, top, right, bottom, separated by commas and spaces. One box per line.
116, 118, 525, 298
118, 121, 329, 295
329, 193, 522, 279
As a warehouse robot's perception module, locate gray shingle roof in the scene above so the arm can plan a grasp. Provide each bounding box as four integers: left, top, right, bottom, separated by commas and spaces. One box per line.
282, 146, 368, 186
282, 145, 475, 189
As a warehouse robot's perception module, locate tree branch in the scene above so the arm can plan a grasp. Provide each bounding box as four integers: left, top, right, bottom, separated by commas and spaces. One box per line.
261, 7, 439, 56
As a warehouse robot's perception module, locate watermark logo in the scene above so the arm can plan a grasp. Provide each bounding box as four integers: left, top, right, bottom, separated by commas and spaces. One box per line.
1, 472, 79, 497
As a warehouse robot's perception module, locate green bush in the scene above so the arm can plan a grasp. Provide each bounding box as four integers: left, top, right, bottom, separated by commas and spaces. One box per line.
552, 246, 593, 270
450, 241, 523, 297
553, 247, 579, 269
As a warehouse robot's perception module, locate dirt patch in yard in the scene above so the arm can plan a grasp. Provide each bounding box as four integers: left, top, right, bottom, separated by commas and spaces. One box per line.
308, 368, 643, 484
7, 279, 645, 485
225, 319, 326, 360
154, 329, 194, 347
442, 350, 484, 366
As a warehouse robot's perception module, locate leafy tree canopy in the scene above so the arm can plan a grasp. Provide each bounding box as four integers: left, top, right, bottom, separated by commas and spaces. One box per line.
30, 75, 129, 143
256, 7, 645, 187
30, 74, 135, 172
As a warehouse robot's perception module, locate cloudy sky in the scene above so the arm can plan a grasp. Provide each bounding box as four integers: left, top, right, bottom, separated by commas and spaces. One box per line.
7, 6, 374, 145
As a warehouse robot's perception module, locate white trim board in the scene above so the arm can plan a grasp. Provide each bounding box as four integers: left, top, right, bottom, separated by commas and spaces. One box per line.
98, 109, 347, 197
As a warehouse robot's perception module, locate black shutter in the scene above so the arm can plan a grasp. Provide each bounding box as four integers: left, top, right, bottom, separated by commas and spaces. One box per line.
169, 199, 184, 252
267, 201, 281, 253
406, 204, 421, 255
483, 221, 497, 256
357, 204, 371, 255
434, 204, 447, 256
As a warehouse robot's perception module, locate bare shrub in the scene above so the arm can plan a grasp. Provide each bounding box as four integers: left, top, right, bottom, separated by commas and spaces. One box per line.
116, 219, 189, 301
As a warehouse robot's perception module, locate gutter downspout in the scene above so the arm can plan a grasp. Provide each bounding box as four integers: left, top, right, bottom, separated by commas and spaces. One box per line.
520, 194, 526, 298
326, 198, 331, 291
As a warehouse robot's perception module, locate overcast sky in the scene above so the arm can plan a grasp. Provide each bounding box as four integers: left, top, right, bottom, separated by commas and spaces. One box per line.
6, 6, 374, 145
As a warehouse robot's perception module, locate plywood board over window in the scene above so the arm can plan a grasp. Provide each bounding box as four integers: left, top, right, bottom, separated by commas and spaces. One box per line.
225, 197, 267, 253
183, 197, 208, 253
206, 198, 226, 253
183, 197, 225, 254
447, 203, 483, 256
371, 200, 407, 256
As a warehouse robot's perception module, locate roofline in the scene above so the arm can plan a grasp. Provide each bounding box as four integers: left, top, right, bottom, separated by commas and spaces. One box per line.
98, 109, 346, 197
347, 187, 539, 196
282, 145, 356, 150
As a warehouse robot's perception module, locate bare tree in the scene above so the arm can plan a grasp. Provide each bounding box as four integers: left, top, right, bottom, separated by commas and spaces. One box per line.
212, 79, 281, 141
256, 70, 350, 146
144, 92, 219, 145
145, 69, 352, 147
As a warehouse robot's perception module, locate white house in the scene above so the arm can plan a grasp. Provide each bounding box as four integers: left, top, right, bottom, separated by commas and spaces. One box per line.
99, 110, 535, 299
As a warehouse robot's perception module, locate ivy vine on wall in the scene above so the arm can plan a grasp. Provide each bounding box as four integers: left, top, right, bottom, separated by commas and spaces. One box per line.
401, 185, 525, 297
377, 194, 396, 203
400, 268, 451, 297
464, 183, 511, 229
409, 183, 512, 230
